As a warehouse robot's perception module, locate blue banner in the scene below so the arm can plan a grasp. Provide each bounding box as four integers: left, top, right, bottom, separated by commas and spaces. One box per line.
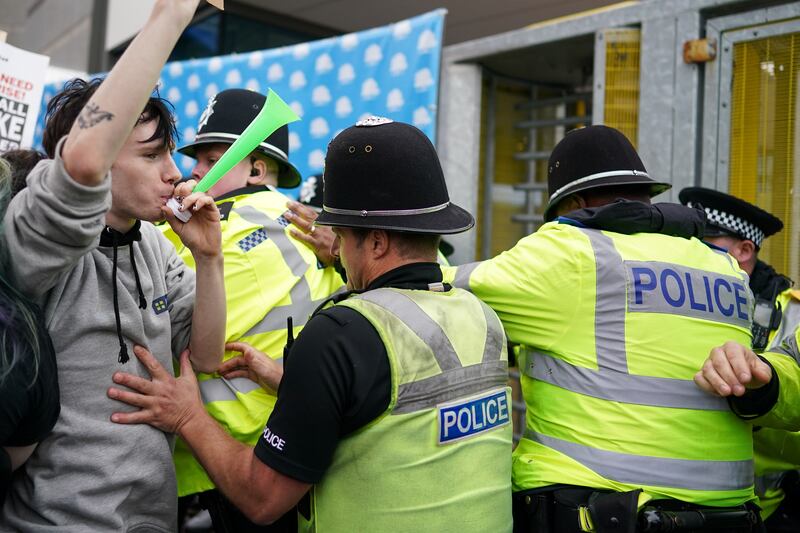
33, 9, 445, 193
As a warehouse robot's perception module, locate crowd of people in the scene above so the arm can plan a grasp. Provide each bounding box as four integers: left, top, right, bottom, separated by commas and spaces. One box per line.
2, 1, 800, 532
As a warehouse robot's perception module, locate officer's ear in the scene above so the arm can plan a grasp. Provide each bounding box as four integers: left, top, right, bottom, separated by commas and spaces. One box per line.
246, 157, 279, 186
553, 194, 586, 218
727, 238, 757, 272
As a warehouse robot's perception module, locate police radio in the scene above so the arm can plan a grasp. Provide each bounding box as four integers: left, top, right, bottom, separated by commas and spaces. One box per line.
751, 298, 782, 352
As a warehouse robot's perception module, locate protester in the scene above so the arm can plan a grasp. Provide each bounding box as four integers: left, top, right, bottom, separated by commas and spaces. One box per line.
0, 0, 227, 530
0, 158, 59, 507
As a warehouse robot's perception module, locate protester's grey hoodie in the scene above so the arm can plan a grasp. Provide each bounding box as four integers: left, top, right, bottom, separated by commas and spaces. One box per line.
0, 139, 195, 532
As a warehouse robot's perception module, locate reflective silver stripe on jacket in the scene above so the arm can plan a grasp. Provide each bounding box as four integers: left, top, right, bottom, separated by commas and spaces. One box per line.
526, 430, 753, 492
355, 288, 508, 414
198, 374, 272, 403
770, 331, 800, 365
234, 205, 342, 336
519, 349, 728, 411
452, 261, 481, 292
768, 299, 800, 352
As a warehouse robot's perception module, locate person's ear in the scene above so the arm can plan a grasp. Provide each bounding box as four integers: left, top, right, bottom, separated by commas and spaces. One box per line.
737, 239, 757, 266
371, 230, 390, 259
554, 194, 586, 217
246, 158, 268, 185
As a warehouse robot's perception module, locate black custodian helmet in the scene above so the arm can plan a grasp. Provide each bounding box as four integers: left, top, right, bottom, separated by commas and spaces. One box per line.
315, 117, 474, 234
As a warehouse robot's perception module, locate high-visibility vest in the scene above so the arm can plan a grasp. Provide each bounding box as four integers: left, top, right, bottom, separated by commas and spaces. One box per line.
163, 187, 344, 497
299, 287, 513, 533
753, 291, 800, 519
447, 222, 756, 507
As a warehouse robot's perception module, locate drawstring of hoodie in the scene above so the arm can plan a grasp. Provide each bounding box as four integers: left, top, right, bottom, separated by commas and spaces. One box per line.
103, 222, 146, 365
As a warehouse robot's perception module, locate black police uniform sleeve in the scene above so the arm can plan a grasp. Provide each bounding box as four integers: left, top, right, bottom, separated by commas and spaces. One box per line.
728, 356, 780, 419
253, 305, 391, 484
0, 328, 60, 447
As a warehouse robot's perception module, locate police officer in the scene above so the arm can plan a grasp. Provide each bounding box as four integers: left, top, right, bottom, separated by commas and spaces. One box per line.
447, 125, 762, 532
163, 88, 345, 532
679, 188, 800, 531
679, 188, 799, 352
109, 118, 514, 532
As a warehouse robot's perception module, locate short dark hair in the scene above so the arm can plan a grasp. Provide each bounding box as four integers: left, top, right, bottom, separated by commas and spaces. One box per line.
41, 77, 178, 158
1, 149, 47, 198
349, 227, 441, 259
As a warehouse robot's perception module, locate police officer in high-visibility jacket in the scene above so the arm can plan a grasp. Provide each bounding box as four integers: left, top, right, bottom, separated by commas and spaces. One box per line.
680, 188, 800, 531
162, 89, 344, 532
107, 118, 514, 532
445, 125, 763, 532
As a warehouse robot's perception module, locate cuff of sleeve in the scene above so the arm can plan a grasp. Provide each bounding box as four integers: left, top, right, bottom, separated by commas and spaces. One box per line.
48, 136, 112, 205
728, 356, 779, 419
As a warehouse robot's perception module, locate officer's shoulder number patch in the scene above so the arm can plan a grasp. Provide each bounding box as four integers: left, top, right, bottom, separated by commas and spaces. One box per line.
437, 388, 509, 445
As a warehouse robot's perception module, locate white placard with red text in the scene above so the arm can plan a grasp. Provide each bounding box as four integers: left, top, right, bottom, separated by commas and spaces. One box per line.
0, 42, 49, 150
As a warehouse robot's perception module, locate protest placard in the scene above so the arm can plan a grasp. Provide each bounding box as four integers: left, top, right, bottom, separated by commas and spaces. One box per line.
0, 42, 49, 151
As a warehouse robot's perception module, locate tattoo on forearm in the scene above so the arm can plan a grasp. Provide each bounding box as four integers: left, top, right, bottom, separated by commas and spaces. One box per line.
77, 103, 114, 129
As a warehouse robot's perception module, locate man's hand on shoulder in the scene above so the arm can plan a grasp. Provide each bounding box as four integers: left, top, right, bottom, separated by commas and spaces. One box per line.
694, 341, 773, 397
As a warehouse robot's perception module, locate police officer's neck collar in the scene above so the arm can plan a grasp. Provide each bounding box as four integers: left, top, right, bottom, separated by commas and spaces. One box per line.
213, 185, 270, 203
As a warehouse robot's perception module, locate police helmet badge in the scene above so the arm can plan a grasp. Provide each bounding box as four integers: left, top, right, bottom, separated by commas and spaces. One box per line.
197, 96, 217, 132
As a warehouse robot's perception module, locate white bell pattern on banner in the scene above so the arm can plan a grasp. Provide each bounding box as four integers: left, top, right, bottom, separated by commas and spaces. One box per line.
338, 64, 356, 85
289, 132, 301, 151
308, 149, 325, 169
393, 20, 412, 39
225, 69, 242, 87
293, 43, 311, 59
312, 86, 332, 106
417, 30, 437, 53
208, 57, 223, 73
184, 100, 199, 117
248, 51, 263, 68
414, 68, 434, 91
390, 53, 408, 75
204, 83, 219, 100
34, 9, 446, 195
335, 96, 353, 117
315, 53, 334, 74
310, 117, 329, 139
290, 101, 304, 118
387, 89, 404, 111
267, 63, 284, 82
413, 106, 432, 127
364, 44, 383, 66
341, 33, 359, 51
361, 78, 380, 100
187, 73, 201, 90
167, 87, 181, 103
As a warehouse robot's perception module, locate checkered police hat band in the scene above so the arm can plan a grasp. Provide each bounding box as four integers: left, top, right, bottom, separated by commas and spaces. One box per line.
688, 202, 765, 247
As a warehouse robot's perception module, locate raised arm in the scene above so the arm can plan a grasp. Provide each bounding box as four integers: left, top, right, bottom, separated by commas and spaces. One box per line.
62, 0, 200, 186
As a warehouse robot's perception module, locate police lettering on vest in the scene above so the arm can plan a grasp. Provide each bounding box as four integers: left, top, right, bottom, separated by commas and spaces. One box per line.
625, 261, 751, 328
438, 389, 510, 444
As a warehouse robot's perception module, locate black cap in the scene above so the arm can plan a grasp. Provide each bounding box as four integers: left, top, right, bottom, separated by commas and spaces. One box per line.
315, 117, 474, 234
544, 125, 671, 220
678, 187, 782, 248
178, 88, 301, 188
298, 174, 324, 212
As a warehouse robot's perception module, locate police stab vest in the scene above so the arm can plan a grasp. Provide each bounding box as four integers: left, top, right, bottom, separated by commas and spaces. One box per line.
453, 223, 756, 507
298, 287, 513, 533
163, 187, 345, 496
